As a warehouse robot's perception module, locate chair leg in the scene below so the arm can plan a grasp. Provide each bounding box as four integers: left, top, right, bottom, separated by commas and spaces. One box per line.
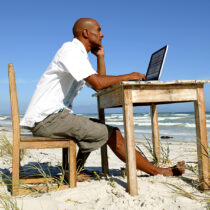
62, 148, 68, 170
12, 149, 20, 196
69, 141, 77, 187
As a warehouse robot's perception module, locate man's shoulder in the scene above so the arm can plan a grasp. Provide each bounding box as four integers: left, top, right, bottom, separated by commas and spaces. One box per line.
60, 41, 74, 51
59, 40, 82, 55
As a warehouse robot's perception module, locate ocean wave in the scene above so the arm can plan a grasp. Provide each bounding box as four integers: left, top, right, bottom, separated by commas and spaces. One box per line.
0, 116, 10, 120
172, 114, 190, 116
133, 119, 151, 123
107, 121, 186, 127
185, 123, 210, 128
105, 119, 123, 122
135, 122, 182, 126
158, 117, 186, 121
133, 116, 149, 120
110, 114, 123, 117
106, 115, 123, 119
0, 121, 12, 126
135, 123, 151, 126
159, 122, 182, 126
106, 122, 124, 126
185, 123, 195, 128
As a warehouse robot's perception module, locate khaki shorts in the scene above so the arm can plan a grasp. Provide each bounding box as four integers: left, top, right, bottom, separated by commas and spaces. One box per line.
31, 109, 114, 153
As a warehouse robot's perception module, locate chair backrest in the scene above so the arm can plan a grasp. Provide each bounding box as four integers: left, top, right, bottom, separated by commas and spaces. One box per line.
8, 64, 21, 144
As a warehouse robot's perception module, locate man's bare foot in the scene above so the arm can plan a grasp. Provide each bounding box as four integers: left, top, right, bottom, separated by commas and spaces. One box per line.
65, 170, 91, 182
77, 171, 91, 182
160, 161, 185, 176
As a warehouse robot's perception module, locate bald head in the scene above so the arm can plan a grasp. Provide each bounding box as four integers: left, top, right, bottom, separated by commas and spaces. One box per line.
72, 18, 104, 52
73, 18, 98, 37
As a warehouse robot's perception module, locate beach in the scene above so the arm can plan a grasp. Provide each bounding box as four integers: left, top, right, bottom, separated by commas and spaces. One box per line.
0, 113, 209, 209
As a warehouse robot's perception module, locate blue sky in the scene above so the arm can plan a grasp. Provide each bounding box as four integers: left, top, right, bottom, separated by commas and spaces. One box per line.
0, 0, 210, 114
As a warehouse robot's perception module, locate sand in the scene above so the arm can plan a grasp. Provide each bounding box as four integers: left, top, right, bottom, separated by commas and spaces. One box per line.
0, 127, 209, 210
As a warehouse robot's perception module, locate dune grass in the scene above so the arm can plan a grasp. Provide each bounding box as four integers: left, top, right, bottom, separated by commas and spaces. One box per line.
162, 181, 210, 209
0, 173, 20, 210
0, 135, 26, 161
0, 193, 20, 210
136, 137, 171, 166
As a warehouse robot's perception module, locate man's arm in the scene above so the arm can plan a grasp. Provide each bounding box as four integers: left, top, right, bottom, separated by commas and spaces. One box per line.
85, 73, 145, 92
95, 46, 106, 75
85, 46, 145, 92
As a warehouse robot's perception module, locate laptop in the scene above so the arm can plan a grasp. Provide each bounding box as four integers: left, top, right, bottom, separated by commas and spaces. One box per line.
144, 45, 168, 81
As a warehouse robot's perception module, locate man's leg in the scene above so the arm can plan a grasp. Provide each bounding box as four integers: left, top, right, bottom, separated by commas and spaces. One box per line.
75, 150, 92, 182
107, 128, 185, 176
76, 150, 91, 172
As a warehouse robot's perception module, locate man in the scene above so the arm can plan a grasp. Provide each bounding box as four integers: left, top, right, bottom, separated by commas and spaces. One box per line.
21, 18, 185, 178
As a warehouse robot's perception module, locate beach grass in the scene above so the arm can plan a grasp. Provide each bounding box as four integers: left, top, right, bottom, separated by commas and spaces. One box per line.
17, 160, 69, 194
0, 135, 26, 161
136, 137, 171, 166
0, 173, 20, 210
0, 193, 19, 210
163, 181, 210, 209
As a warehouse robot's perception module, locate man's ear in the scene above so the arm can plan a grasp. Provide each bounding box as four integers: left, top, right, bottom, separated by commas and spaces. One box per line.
82, 29, 89, 38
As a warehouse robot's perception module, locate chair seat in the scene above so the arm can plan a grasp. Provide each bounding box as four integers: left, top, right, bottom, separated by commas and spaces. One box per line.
20, 135, 75, 149
20, 134, 74, 142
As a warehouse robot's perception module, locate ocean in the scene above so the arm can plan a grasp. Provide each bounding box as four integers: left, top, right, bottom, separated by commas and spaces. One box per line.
0, 112, 210, 143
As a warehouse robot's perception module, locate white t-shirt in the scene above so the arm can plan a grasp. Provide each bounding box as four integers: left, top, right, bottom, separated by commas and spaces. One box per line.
20, 38, 96, 127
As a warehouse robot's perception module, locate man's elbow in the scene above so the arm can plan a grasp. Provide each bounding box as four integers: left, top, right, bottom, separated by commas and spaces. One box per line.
85, 74, 104, 92
93, 85, 103, 92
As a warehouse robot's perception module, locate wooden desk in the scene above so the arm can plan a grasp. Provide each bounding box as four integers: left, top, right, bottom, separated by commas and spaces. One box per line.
95, 80, 210, 196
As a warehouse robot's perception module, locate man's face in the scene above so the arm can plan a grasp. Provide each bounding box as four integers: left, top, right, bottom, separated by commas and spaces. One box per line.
88, 21, 104, 49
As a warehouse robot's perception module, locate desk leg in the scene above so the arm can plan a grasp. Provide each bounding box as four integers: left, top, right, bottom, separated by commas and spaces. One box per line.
97, 97, 109, 174
150, 104, 160, 162
123, 88, 138, 196
194, 87, 210, 191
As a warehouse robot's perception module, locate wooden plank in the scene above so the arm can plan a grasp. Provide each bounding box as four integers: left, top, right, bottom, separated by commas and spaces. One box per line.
93, 80, 210, 98
97, 97, 109, 174
15, 185, 69, 196
101, 144, 109, 174
20, 141, 70, 149
20, 177, 54, 184
21, 136, 74, 141
194, 86, 210, 191
8, 64, 20, 196
69, 141, 77, 188
97, 64, 109, 175
92, 83, 122, 97
150, 104, 160, 162
132, 85, 197, 103
98, 87, 122, 109
122, 87, 138, 196
121, 80, 210, 86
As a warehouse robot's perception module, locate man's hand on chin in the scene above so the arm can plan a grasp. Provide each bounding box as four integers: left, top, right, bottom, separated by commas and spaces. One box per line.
91, 45, 104, 57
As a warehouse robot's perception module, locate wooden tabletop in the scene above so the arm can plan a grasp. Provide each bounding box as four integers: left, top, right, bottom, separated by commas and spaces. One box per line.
93, 80, 210, 97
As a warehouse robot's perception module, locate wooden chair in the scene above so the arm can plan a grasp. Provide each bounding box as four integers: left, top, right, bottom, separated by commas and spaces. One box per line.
8, 63, 77, 196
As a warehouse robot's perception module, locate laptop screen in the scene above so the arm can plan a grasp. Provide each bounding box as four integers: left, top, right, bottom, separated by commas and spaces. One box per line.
145, 45, 168, 81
